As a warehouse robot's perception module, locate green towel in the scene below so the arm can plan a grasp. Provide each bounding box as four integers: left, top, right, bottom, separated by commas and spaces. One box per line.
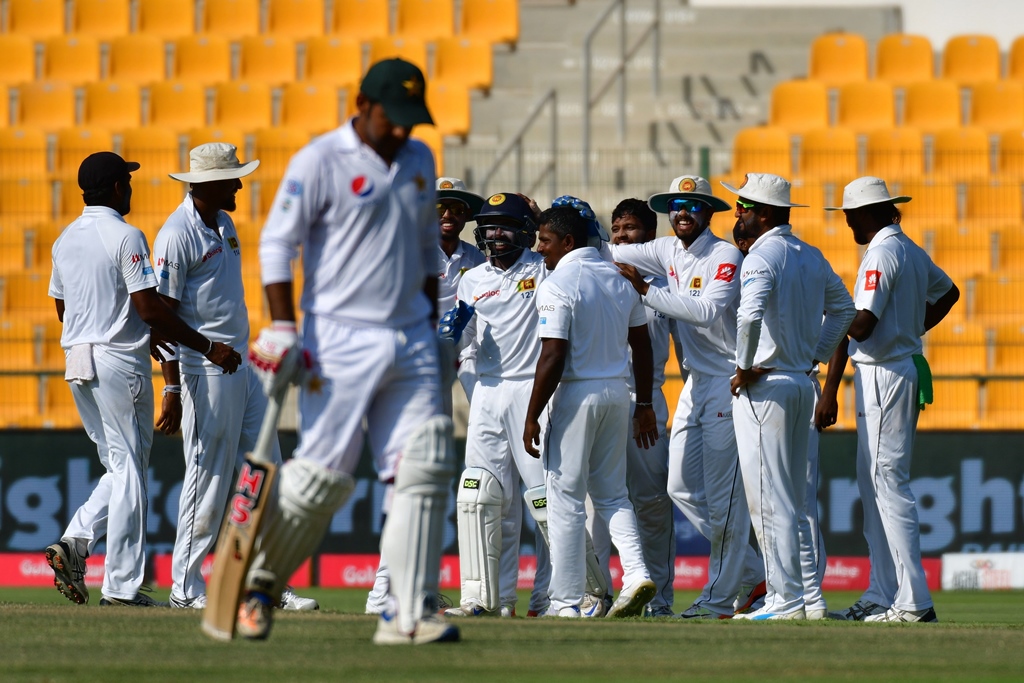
913, 354, 933, 410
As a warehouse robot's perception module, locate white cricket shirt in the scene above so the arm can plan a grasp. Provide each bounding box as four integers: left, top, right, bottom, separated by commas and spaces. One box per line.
611, 230, 741, 376
457, 249, 547, 380
259, 119, 437, 328
536, 247, 648, 381
153, 194, 250, 374
849, 224, 954, 364
438, 239, 485, 315
49, 206, 159, 375
735, 225, 854, 372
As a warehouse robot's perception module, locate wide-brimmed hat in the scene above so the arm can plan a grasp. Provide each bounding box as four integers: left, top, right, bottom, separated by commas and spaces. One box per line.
648, 175, 732, 213
169, 143, 259, 183
720, 173, 808, 208
437, 177, 485, 216
825, 176, 911, 211
360, 58, 433, 128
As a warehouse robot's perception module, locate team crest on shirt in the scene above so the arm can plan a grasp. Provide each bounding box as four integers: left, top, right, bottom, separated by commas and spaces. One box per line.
285, 179, 303, 196
689, 276, 702, 297
865, 270, 881, 291
517, 278, 536, 299
351, 176, 375, 197
227, 236, 240, 254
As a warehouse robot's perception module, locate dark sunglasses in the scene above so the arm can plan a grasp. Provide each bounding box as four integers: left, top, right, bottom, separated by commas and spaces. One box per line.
437, 202, 469, 218
667, 198, 707, 213
735, 199, 756, 213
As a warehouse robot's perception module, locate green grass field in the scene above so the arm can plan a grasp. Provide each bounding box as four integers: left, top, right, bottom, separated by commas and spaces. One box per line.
1, 587, 1022, 682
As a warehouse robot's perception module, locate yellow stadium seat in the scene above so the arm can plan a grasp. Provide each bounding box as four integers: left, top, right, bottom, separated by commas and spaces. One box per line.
37, 317, 64, 370
17, 83, 76, 133
460, 0, 518, 48
0, 179, 54, 229
864, 127, 924, 182
186, 127, 247, 155
3, 269, 54, 321
769, 80, 829, 134
925, 320, 988, 376
992, 324, 1024, 376
836, 81, 895, 134
903, 80, 962, 134
0, 224, 29, 272
929, 224, 993, 281
8, 0, 64, 40
0, 90, 8, 131
969, 81, 1024, 134
83, 81, 142, 131
128, 176, 187, 237
897, 179, 958, 231
148, 81, 207, 132
875, 34, 934, 86
137, 0, 196, 39
0, 320, 41, 370
280, 83, 340, 134
173, 35, 232, 86
0, 127, 48, 179
214, 82, 272, 131
108, 35, 168, 85
0, 35, 35, 88
963, 179, 1022, 228
412, 125, 443, 175
331, 0, 389, 42
395, 0, 454, 42
998, 128, 1024, 179
42, 374, 84, 428
917, 379, 979, 429
0, 375, 42, 427
731, 126, 791, 178
973, 274, 1024, 326
993, 225, 1024, 272
72, 0, 130, 39
797, 223, 861, 279
797, 127, 857, 182
239, 37, 298, 85
788, 180, 827, 228
942, 35, 1001, 87
266, 0, 325, 39
983, 379, 1024, 428
368, 37, 428, 74
303, 37, 362, 87
120, 127, 182, 177
426, 79, 470, 137
435, 38, 493, 92
808, 32, 868, 87
1010, 36, 1024, 83
343, 86, 359, 118
57, 176, 88, 224
931, 126, 990, 181
252, 127, 310, 178
24, 222, 64, 271
54, 127, 114, 178
202, 0, 261, 39
41, 36, 101, 86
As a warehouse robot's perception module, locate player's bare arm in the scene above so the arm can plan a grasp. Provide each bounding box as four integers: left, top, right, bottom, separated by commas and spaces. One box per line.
924, 283, 960, 331
264, 281, 297, 323
814, 336, 849, 432
130, 287, 241, 374
423, 275, 439, 323
154, 294, 182, 435
54, 298, 64, 323
524, 337, 567, 458
846, 309, 880, 342
626, 324, 658, 449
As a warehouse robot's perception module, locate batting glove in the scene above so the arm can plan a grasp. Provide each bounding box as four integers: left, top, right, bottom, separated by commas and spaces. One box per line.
249, 321, 313, 396
438, 301, 475, 345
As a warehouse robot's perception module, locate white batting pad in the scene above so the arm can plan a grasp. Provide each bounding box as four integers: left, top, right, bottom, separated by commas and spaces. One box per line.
455, 467, 503, 611
524, 484, 608, 598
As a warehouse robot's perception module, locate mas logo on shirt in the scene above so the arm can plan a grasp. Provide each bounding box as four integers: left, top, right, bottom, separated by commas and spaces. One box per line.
715, 263, 737, 282
865, 269, 881, 291
351, 176, 375, 197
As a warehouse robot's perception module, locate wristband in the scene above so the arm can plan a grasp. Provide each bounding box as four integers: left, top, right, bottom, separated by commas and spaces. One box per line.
205, 339, 214, 355
163, 385, 181, 395
271, 320, 298, 332
635, 402, 653, 407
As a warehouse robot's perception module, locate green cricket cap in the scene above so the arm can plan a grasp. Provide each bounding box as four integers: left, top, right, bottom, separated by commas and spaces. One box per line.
359, 58, 434, 128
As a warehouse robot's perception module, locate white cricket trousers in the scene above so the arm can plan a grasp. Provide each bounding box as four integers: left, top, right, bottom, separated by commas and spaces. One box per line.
66, 359, 153, 600
801, 376, 827, 611
733, 371, 813, 615
171, 365, 280, 602
464, 377, 551, 608
669, 372, 759, 615
546, 379, 650, 612
855, 359, 933, 611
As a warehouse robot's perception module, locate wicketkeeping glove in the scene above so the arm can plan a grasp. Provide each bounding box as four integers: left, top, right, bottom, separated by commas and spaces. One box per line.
249, 321, 314, 396
438, 301, 475, 345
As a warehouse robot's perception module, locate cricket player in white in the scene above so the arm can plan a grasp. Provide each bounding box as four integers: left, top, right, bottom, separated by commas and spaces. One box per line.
824, 177, 959, 623
154, 143, 316, 612
524, 205, 657, 618
440, 192, 552, 618
240, 59, 459, 645
47, 152, 240, 608
725, 173, 854, 620
613, 177, 765, 619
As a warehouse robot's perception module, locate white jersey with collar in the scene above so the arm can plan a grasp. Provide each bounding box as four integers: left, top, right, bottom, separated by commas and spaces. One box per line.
153, 194, 249, 374
536, 246, 648, 381
611, 230, 740, 376
438, 239, 485, 314
850, 224, 954, 364
735, 224, 855, 372
48, 206, 159, 375
625, 275, 675, 394
457, 249, 547, 380
259, 119, 437, 328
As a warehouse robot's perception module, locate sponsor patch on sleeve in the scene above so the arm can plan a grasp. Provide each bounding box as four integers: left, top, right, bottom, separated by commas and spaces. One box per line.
865, 269, 881, 291
714, 263, 737, 282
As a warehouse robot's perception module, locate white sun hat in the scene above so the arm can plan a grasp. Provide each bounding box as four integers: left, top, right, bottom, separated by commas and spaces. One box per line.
648, 175, 732, 213
436, 177, 485, 215
825, 176, 912, 211
168, 143, 259, 183
720, 172, 808, 208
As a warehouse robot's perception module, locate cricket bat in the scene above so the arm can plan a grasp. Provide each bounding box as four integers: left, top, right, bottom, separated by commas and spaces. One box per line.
202, 385, 286, 641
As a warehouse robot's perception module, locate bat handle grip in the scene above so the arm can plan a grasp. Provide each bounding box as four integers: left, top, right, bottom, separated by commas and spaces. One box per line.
251, 386, 286, 464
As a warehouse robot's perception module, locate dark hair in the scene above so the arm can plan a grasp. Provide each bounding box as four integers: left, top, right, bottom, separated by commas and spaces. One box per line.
756, 203, 790, 226
538, 206, 589, 247
611, 198, 657, 233
82, 186, 118, 206
862, 201, 902, 225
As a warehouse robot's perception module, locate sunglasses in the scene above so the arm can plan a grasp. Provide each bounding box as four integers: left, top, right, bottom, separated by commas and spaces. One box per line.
735, 199, 756, 213
667, 198, 707, 213
437, 202, 469, 218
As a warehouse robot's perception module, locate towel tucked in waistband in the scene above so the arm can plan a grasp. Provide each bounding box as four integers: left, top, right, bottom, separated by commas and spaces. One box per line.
65, 344, 95, 384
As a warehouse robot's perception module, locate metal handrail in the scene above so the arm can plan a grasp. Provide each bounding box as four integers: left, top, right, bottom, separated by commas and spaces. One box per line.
582, 0, 661, 187
478, 89, 558, 199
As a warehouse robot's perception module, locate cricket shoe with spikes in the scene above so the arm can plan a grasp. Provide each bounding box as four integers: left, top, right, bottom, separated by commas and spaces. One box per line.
828, 599, 887, 621
99, 586, 167, 607
237, 592, 274, 640
280, 587, 318, 611
864, 606, 937, 623
733, 606, 806, 621
45, 540, 89, 605
733, 580, 767, 615
677, 603, 732, 620
607, 579, 657, 618
373, 610, 460, 645
443, 603, 488, 617
581, 592, 608, 618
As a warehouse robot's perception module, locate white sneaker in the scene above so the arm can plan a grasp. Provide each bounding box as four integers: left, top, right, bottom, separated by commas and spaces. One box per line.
805, 607, 828, 621
169, 593, 207, 609
373, 611, 460, 645
864, 606, 937, 623
443, 603, 488, 617
606, 579, 656, 619
556, 605, 581, 618
45, 540, 89, 605
581, 592, 607, 618
733, 580, 767, 614
280, 587, 319, 611
828, 599, 887, 621
499, 604, 516, 618
733, 606, 806, 621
